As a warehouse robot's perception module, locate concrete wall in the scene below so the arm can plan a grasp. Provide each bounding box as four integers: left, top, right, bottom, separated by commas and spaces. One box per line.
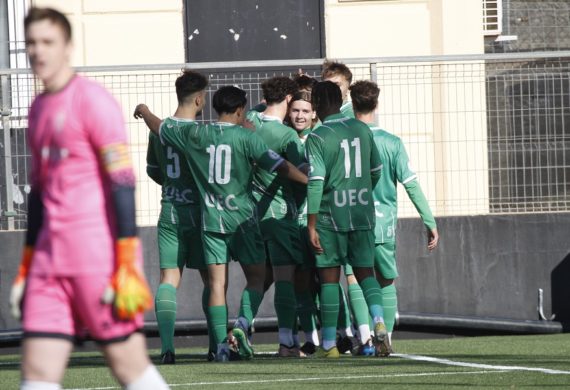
2, 213, 569, 331
32, 0, 185, 66
324, 0, 483, 58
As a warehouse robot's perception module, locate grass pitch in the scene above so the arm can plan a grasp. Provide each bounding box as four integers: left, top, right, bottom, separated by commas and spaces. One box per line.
1, 334, 569, 389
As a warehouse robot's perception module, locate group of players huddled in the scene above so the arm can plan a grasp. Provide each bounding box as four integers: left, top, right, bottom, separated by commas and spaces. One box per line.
11, 6, 439, 390
134, 61, 439, 363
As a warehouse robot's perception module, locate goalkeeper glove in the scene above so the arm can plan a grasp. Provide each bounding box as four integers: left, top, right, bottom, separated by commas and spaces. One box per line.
10, 246, 34, 320
101, 237, 153, 320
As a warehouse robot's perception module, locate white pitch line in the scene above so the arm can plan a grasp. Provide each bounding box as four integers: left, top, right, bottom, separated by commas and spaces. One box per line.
395, 353, 570, 375
67, 370, 504, 389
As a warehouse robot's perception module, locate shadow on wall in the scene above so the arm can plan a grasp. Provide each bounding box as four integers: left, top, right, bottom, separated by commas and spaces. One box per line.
551, 253, 570, 331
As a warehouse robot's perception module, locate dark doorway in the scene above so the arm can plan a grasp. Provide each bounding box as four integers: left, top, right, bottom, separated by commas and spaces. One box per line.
184, 0, 325, 62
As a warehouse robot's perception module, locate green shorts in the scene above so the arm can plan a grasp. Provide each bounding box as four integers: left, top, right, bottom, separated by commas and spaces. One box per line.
374, 240, 398, 279
314, 228, 375, 269
202, 227, 266, 266
157, 204, 205, 270
259, 219, 303, 267
298, 225, 316, 270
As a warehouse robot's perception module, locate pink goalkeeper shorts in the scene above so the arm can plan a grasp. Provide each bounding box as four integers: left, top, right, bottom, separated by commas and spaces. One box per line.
22, 272, 143, 344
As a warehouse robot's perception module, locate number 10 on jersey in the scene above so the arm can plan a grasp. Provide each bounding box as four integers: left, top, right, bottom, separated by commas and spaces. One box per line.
206, 144, 231, 184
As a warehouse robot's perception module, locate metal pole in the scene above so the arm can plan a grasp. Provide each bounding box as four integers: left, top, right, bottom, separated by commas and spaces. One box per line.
369, 62, 379, 125
1, 74, 14, 230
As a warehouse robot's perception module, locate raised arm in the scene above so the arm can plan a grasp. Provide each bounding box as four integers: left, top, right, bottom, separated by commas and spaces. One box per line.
134, 103, 162, 134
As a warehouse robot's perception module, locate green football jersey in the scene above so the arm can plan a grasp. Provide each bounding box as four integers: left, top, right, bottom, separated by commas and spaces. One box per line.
250, 112, 306, 221
160, 120, 284, 234
306, 113, 382, 232
297, 129, 311, 227
150, 117, 201, 208
340, 101, 355, 119
146, 131, 164, 186
370, 125, 435, 242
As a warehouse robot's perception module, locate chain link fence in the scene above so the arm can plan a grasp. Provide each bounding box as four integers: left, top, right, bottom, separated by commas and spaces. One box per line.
1, 52, 570, 230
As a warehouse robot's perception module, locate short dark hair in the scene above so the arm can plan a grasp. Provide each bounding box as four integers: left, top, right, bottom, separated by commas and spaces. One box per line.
293, 74, 318, 92
350, 80, 380, 114
24, 7, 72, 42
321, 60, 353, 84
212, 86, 247, 115
261, 77, 297, 105
312, 81, 342, 112
175, 70, 208, 104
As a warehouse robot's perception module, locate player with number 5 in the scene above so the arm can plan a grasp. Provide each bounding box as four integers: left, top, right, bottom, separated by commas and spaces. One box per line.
134, 86, 308, 362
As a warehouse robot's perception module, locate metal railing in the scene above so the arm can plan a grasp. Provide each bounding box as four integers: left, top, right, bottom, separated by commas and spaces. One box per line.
2, 51, 570, 230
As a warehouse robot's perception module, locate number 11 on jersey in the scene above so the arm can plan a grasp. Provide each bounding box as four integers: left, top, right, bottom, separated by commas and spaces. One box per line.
340, 137, 362, 178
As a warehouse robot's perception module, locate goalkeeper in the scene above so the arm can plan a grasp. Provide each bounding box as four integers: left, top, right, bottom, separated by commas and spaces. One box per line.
9, 7, 168, 390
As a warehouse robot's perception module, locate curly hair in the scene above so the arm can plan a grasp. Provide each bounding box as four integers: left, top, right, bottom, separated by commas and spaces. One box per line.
261, 76, 298, 104
350, 80, 380, 114
312, 81, 342, 112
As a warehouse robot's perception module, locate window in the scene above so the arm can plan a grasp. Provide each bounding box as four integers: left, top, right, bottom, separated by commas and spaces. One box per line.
483, 0, 502, 36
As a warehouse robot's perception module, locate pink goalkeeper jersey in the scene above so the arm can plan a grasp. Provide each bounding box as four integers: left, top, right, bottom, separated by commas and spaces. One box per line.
27, 75, 128, 276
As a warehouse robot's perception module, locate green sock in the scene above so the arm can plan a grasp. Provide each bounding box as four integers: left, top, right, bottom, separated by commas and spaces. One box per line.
320, 283, 340, 345
381, 284, 398, 332
348, 283, 370, 328
238, 288, 264, 327
155, 283, 177, 354
338, 284, 352, 333
202, 287, 216, 353
296, 290, 318, 333
274, 281, 297, 330
360, 276, 384, 321
208, 305, 228, 345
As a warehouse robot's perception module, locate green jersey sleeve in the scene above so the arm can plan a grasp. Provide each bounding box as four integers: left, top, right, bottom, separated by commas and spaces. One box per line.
305, 132, 326, 214
404, 180, 437, 230
395, 140, 417, 185
369, 131, 382, 188
246, 110, 264, 129
247, 131, 284, 172
146, 132, 163, 185
283, 131, 306, 169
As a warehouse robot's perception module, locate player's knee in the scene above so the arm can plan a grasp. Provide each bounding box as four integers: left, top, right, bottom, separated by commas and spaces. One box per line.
353, 266, 374, 282
22, 360, 62, 384
104, 334, 150, 385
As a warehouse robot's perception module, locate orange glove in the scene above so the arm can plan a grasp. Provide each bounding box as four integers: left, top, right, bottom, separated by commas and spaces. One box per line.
10, 246, 33, 320
101, 237, 153, 320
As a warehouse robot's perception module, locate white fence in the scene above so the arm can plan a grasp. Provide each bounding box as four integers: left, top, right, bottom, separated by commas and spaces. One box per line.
1, 52, 570, 230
